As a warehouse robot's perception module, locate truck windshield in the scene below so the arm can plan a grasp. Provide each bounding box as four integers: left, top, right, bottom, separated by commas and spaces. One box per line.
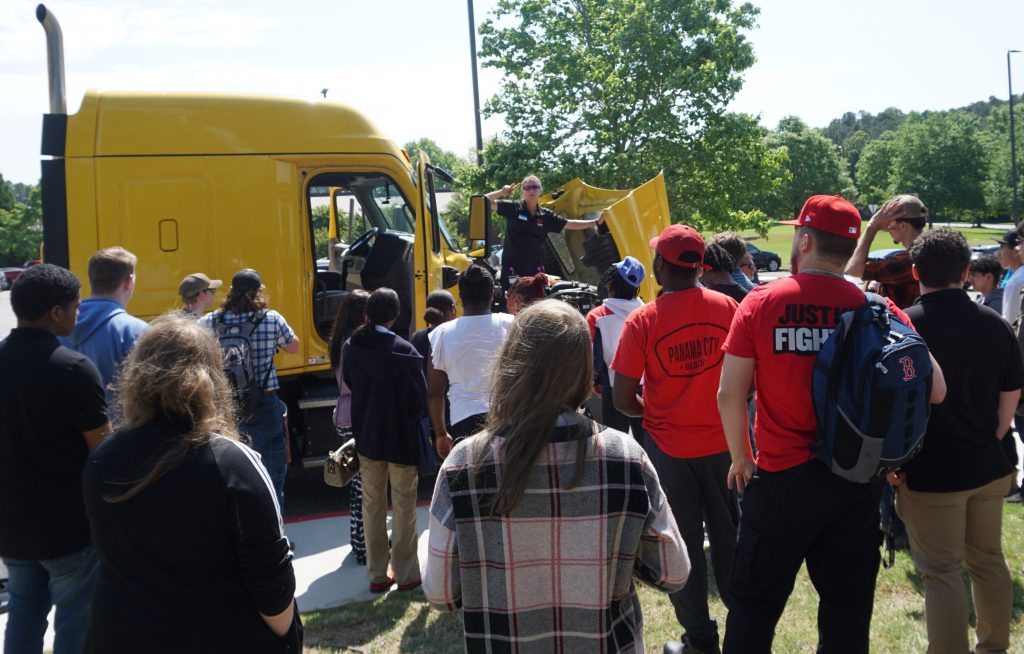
370, 182, 415, 233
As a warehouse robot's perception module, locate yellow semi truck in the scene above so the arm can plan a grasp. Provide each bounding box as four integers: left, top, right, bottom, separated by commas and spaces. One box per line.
34, 5, 670, 466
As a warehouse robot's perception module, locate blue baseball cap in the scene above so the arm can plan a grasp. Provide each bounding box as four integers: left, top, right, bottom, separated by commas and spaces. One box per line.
612, 256, 645, 288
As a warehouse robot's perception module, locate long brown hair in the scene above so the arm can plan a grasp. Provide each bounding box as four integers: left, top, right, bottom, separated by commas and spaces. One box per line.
477, 299, 594, 515
105, 313, 240, 502
329, 289, 370, 369
220, 286, 270, 314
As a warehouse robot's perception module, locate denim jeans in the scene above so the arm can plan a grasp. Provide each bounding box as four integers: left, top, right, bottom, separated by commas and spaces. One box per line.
241, 393, 288, 511
3, 545, 98, 654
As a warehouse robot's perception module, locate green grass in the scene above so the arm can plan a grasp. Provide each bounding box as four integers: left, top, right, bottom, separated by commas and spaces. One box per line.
301, 504, 1024, 653
736, 224, 1005, 271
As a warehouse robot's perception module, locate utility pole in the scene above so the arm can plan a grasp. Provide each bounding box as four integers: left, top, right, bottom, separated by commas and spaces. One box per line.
1009, 50, 1021, 223
467, 0, 484, 165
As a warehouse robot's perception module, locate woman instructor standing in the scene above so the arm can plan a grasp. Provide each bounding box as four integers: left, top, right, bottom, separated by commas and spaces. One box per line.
486, 175, 604, 290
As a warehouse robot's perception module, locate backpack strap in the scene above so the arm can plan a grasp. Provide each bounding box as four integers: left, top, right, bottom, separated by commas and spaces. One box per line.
864, 291, 887, 308
251, 310, 273, 393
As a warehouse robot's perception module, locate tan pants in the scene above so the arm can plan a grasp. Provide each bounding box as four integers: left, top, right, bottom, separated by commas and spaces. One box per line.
896, 474, 1013, 654
359, 456, 420, 586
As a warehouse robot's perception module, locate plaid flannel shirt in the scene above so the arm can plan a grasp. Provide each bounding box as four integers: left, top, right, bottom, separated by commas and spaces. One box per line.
423, 426, 688, 654
199, 309, 295, 392
862, 250, 919, 309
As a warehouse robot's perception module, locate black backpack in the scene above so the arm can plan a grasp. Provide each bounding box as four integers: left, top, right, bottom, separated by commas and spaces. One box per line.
211, 310, 271, 416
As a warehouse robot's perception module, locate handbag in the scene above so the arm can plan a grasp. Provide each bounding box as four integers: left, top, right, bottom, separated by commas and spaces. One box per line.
323, 438, 359, 487
416, 416, 438, 478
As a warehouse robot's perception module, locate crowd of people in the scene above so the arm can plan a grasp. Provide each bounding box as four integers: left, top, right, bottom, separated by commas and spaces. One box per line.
3, 179, 1024, 654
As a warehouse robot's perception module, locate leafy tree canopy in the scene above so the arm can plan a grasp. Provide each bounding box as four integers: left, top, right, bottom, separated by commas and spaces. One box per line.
890, 112, 988, 219
0, 174, 15, 212
767, 117, 855, 216
0, 184, 42, 265
402, 138, 463, 176
477, 0, 766, 231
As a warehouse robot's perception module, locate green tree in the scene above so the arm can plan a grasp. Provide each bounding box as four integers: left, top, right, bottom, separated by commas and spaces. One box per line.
664, 113, 789, 233
855, 132, 898, 206
310, 204, 331, 259
768, 117, 855, 215
10, 182, 33, 206
842, 130, 870, 186
981, 101, 1024, 217
0, 184, 43, 265
0, 173, 15, 211
478, 0, 761, 231
890, 112, 987, 220
402, 138, 463, 176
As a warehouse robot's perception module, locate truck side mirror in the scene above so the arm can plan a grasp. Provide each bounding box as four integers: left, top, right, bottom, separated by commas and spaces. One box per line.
468, 195, 491, 255
441, 266, 460, 289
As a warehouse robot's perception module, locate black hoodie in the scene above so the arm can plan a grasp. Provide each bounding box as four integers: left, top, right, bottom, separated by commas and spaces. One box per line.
342, 328, 427, 466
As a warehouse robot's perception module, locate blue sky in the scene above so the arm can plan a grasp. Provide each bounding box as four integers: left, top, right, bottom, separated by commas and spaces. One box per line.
2, 0, 1023, 184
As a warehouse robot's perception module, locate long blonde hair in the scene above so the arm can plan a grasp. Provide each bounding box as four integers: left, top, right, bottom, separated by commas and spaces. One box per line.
106, 313, 240, 502
478, 300, 595, 515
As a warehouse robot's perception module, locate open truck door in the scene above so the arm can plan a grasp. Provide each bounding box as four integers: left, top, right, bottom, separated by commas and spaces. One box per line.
415, 153, 463, 300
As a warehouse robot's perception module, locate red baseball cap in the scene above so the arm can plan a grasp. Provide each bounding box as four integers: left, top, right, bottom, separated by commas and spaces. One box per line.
649, 224, 711, 270
779, 195, 861, 240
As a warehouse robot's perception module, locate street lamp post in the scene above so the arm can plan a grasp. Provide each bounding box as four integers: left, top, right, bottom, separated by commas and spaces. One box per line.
467, 0, 484, 166
1010, 50, 1022, 224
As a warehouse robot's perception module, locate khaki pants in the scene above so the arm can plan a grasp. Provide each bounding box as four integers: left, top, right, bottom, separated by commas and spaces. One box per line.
896, 474, 1013, 654
359, 456, 420, 586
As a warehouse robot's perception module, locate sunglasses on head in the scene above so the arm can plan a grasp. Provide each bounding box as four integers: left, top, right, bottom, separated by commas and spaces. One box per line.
522, 184, 541, 191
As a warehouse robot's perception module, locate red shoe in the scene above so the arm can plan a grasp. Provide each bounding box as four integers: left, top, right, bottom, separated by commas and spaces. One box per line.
397, 579, 422, 591
369, 577, 395, 593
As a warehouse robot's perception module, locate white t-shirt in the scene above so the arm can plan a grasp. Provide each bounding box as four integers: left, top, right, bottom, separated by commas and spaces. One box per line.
1003, 267, 1024, 325
429, 313, 515, 425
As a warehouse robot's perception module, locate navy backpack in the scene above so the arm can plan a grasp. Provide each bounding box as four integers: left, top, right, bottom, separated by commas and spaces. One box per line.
811, 293, 932, 484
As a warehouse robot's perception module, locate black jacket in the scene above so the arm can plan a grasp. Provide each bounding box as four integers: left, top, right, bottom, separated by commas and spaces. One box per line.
342, 328, 427, 466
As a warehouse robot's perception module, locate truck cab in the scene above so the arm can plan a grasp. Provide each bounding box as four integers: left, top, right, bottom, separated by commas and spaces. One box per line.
35, 4, 670, 474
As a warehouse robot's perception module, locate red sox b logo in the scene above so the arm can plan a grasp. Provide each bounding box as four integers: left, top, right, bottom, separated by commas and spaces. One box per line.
899, 356, 916, 382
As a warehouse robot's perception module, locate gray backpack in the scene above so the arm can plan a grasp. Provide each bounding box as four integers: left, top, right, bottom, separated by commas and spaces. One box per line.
211, 310, 270, 415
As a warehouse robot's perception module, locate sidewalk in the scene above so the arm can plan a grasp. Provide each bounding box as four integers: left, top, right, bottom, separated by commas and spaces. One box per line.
0, 507, 434, 651
290, 505, 432, 611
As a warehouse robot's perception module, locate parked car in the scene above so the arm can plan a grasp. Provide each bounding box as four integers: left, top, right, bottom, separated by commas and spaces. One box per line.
747, 243, 782, 272
970, 243, 999, 260
868, 248, 903, 260
0, 267, 24, 291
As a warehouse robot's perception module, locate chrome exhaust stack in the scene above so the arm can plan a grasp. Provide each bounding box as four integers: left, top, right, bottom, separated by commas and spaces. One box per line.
36, 4, 66, 114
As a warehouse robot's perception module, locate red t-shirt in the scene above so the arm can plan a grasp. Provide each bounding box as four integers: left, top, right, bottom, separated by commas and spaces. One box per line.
722, 273, 914, 472
611, 288, 738, 458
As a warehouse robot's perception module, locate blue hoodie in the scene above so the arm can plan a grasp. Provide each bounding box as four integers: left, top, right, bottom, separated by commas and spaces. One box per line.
60, 298, 148, 403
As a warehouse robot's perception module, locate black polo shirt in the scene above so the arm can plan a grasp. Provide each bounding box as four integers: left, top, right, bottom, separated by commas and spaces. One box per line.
495, 200, 567, 281
0, 327, 107, 560
903, 289, 1024, 492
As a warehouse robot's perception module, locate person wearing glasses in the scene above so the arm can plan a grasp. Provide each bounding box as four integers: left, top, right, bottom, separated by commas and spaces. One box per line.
486, 175, 604, 291
178, 273, 223, 317
738, 254, 760, 284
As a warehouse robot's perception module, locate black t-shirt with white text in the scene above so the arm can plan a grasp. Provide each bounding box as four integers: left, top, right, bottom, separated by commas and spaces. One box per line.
496, 200, 567, 281
0, 328, 107, 560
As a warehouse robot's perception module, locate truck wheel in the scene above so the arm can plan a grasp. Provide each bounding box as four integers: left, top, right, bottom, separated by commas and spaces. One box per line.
768, 259, 779, 272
